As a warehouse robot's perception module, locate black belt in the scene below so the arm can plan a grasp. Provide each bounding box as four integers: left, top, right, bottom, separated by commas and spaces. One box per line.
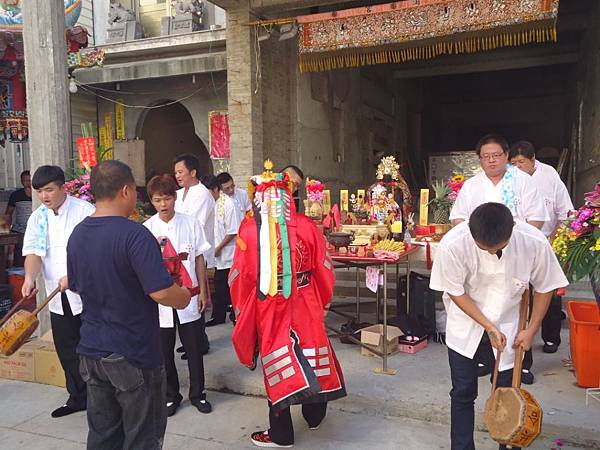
277, 271, 311, 292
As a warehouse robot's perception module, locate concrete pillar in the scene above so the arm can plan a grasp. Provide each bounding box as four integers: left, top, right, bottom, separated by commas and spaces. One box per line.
22, 0, 71, 171
22, 0, 71, 333
226, 7, 263, 185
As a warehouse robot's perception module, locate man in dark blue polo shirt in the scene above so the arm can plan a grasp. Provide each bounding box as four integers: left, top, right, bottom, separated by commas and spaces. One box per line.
67, 161, 191, 450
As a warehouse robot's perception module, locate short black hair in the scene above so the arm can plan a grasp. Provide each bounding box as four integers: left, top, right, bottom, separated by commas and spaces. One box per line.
509, 141, 536, 160
469, 203, 514, 247
173, 154, 200, 179
216, 172, 233, 186
20, 170, 30, 180
282, 165, 305, 180
91, 160, 135, 201
201, 174, 220, 191
32, 166, 65, 190
475, 133, 510, 157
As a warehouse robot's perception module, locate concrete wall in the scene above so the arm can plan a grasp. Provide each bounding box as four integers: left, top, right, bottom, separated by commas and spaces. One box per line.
95, 71, 227, 175
576, 4, 600, 203
260, 38, 296, 171
293, 67, 400, 200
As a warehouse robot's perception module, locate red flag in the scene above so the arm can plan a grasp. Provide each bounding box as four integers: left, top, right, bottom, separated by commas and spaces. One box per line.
159, 237, 193, 289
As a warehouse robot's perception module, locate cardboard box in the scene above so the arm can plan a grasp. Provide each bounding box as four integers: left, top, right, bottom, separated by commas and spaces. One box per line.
398, 338, 428, 354
0, 340, 46, 382
34, 343, 66, 388
360, 324, 403, 357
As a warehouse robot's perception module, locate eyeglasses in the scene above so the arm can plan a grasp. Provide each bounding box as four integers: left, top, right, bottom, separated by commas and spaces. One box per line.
479, 152, 505, 161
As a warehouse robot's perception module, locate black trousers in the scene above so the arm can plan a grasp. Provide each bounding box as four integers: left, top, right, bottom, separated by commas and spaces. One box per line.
269, 402, 327, 446
79, 355, 166, 450
212, 268, 233, 322
449, 337, 519, 450
50, 293, 87, 409
160, 312, 206, 404
522, 292, 562, 371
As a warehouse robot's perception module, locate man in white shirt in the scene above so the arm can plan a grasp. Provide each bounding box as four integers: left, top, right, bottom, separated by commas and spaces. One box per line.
173, 154, 214, 355
144, 175, 213, 416
217, 172, 251, 215
204, 175, 243, 327
22, 166, 95, 418
450, 133, 547, 230
510, 141, 573, 356
430, 203, 567, 450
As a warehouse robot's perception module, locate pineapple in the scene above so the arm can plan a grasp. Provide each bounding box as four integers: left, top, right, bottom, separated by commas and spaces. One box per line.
430, 180, 452, 224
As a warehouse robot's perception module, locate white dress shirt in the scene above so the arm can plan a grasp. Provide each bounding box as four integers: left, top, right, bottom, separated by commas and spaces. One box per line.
529, 161, 574, 237
144, 212, 211, 327
232, 188, 252, 214
175, 183, 216, 268
23, 195, 95, 315
430, 221, 568, 371
449, 168, 548, 224
214, 194, 243, 270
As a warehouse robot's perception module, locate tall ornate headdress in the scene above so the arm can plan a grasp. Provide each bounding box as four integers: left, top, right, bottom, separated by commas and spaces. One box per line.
376, 156, 401, 181
248, 160, 294, 300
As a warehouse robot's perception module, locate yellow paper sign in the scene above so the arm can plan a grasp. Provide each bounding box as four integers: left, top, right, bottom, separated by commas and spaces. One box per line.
323, 190, 331, 215
419, 188, 429, 226
340, 190, 349, 212
99, 127, 107, 149
115, 100, 125, 140
104, 112, 114, 150
357, 189, 366, 202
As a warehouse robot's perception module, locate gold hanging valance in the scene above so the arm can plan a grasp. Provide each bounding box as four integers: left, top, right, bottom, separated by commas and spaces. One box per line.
297, 0, 559, 73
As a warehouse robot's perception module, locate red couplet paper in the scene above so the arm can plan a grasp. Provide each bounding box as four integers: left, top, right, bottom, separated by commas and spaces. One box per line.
209, 111, 231, 159
76, 137, 98, 167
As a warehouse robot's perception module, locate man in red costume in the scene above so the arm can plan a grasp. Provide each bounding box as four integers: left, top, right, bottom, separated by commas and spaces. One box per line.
229, 161, 346, 448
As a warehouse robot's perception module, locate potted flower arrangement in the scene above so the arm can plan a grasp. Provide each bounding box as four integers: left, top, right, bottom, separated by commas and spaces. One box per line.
66, 145, 148, 223
306, 178, 325, 220
447, 174, 465, 202
552, 183, 600, 299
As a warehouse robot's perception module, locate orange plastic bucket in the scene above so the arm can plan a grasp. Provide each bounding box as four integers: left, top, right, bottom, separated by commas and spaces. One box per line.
566, 300, 600, 388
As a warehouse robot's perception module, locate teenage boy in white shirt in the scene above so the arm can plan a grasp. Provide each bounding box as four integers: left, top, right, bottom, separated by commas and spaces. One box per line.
430, 203, 567, 450
144, 174, 213, 416
22, 165, 95, 418
217, 171, 251, 215
203, 175, 243, 327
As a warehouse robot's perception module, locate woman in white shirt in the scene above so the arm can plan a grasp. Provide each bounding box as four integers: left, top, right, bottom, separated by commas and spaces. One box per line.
509, 141, 573, 355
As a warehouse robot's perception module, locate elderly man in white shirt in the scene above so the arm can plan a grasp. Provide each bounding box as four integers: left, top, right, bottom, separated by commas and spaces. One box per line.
510, 141, 573, 357
22, 166, 95, 418
173, 154, 214, 355
144, 175, 213, 417
204, 175, 243, 327
450, 133, 547, 230
430, 203, 567, 450
217, 172, 251, 215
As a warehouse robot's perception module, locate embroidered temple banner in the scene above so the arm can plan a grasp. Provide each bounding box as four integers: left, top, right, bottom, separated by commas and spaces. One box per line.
209, 110, 231, 159
297, 0, 559, 72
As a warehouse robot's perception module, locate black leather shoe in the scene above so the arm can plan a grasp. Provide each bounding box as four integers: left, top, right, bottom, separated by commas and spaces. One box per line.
51, 404, 85, 418
543, 341, 560, 353
206, 319, 225, 327
192, 399, 212, 414
521, 369, 534, 385
181, 353, 188, 360
176, 346, 185, 353
167, 400, 181, 417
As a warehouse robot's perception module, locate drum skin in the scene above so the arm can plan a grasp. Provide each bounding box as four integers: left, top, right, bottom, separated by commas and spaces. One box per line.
0, 310, 39, 356
484, 387, 542, 448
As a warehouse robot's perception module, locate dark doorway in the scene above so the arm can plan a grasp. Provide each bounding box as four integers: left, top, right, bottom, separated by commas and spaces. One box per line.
140, 102, 212, 181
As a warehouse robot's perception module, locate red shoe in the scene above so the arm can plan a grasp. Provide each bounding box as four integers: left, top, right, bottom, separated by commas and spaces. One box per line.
250, 431, 293, 448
